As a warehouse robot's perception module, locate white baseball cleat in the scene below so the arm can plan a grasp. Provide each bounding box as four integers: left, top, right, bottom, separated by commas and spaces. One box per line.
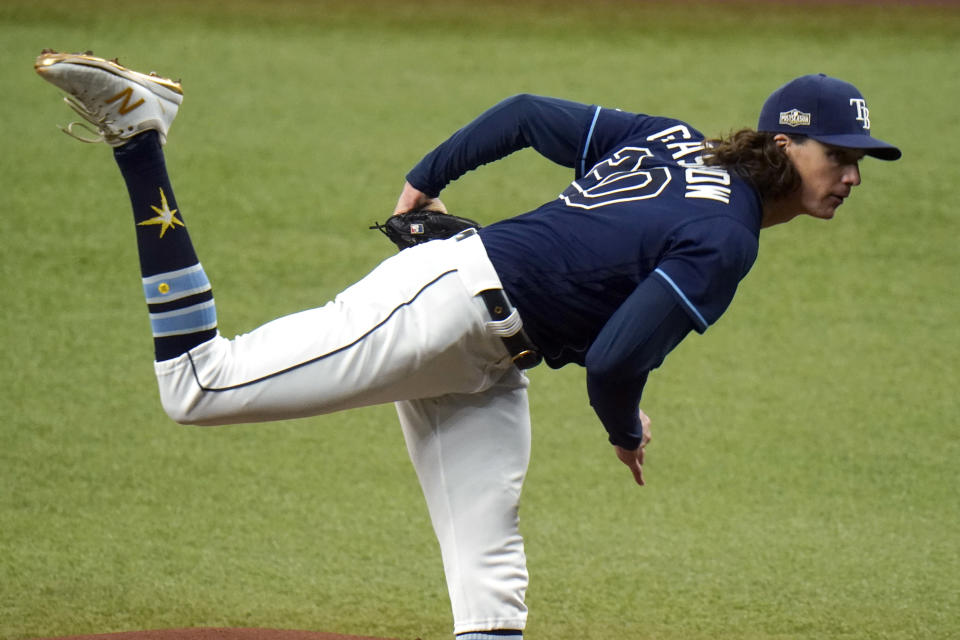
34, 49, 183, 147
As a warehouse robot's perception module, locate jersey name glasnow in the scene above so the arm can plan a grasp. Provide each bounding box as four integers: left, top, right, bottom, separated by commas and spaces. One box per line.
560, 123, 733, 208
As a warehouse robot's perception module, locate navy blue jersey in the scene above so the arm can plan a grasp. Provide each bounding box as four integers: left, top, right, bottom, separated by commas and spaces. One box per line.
406, 94, 763, 449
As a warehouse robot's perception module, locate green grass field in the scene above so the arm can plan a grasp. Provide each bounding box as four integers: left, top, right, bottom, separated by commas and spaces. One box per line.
1, 1, 958, 639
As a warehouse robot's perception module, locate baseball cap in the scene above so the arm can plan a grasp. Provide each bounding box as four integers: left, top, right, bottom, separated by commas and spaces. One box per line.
758, 73, 901, 160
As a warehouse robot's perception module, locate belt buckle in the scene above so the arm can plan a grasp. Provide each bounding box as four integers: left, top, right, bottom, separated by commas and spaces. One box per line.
455, 227, 478, 241
511, 348, 541, 370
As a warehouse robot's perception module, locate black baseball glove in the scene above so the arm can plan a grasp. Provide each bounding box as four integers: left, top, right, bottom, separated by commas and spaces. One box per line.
370, 210, 482, 251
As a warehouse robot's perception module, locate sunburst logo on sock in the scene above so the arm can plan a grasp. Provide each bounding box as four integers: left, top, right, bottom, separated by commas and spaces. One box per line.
138, 187, 184, 238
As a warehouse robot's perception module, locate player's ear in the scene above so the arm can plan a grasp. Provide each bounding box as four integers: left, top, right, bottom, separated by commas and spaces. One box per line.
773, 133, 791, 151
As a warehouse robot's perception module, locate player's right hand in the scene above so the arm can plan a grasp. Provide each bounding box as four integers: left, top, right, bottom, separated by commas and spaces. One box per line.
614, 409, 652, 486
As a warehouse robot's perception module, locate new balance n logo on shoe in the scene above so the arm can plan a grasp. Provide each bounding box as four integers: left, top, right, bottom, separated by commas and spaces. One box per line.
106, 86, 145, 115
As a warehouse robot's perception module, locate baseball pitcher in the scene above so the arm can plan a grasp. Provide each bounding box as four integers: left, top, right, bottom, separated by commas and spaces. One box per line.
35, 50, 899, 640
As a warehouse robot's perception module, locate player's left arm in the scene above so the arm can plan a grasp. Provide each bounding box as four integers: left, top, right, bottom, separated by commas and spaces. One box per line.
585, 276, 695, 485
403, 94, 598, 201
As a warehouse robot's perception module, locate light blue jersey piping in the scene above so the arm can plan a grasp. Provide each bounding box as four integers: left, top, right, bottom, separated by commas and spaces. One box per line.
654, 268, 709, 331
579, 105, 602, 176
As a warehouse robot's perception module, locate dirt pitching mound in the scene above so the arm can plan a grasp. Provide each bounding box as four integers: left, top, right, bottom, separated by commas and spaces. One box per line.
30, 628, 407, 640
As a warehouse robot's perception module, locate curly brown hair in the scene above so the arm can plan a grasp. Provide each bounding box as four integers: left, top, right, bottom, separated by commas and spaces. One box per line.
703, 129, 802, 202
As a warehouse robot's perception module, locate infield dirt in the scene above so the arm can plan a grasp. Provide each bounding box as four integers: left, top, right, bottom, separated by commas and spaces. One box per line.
30, 629, 407, 640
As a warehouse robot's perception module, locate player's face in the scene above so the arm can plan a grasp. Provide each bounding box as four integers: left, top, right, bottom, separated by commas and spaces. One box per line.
781, 136, 864, 220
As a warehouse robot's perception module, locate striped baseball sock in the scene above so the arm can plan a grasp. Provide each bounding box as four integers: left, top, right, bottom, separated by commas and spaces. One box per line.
456, 632, 522, 640
113, 130, 217, 361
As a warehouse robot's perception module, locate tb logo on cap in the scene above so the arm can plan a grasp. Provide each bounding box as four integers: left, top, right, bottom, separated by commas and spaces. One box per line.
850, 98, 871, 130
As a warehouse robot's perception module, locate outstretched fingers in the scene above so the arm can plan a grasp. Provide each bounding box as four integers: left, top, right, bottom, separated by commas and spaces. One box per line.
614, 408, 653, 486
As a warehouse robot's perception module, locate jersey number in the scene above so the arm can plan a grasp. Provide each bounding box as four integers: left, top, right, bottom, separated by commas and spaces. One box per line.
560, 146, 671, 210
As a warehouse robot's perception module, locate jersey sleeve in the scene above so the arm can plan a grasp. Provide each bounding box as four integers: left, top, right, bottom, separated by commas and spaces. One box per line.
652, 218, 759, 333
584, 275, 695, 450
405, 94, 599, 197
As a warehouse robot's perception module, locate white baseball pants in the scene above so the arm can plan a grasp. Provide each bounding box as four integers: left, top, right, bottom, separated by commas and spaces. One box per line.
153, 232, 531, 633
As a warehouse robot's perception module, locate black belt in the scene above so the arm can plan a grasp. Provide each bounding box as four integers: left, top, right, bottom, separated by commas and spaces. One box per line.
478, 289, 542, 369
